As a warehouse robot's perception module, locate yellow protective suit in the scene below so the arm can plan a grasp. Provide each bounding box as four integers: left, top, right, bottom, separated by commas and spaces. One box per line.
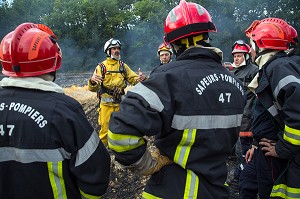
88, 57, 139, 145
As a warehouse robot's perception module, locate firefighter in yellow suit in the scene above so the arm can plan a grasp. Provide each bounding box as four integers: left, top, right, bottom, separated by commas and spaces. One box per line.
88, 38, 146, 146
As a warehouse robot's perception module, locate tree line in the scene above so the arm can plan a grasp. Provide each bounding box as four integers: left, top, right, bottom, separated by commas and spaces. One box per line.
0, 0, 299, 73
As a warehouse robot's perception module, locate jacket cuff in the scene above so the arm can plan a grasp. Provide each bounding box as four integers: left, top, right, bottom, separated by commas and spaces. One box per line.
252, 139, 258, 148
276, 136, 294, 159
88, 79, 99, 92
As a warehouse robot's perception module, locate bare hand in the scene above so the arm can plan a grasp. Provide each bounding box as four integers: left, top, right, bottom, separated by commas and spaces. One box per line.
245, 147, 255, 163
136, 68, 147, 83
90, 73, 103, 85
259, 138, 279, 158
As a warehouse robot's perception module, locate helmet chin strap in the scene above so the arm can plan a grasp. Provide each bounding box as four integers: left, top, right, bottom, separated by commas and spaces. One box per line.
172, 33, 211, 58
172, 43, 186, 58
49, 71, 56, 82
245, 54, 250, 60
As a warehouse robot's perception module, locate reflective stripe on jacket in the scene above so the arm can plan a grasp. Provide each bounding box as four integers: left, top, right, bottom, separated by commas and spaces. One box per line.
108, 47, 246, 198
254, 52, 300, 198
0, 83, 110, 199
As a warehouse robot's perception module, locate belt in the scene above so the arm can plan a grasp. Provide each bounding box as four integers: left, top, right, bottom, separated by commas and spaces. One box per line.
101, 97, 114, 103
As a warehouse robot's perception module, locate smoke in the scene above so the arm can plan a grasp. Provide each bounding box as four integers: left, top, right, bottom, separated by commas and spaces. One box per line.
58, 38, 104, 73
119, 21, 165, 73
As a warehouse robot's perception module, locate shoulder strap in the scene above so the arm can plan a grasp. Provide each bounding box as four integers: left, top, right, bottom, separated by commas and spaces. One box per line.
98, 62, 106, 79
119, 61, 127, 81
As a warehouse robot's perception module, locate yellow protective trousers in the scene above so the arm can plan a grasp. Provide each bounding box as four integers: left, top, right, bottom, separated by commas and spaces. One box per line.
98, 103, 120, 146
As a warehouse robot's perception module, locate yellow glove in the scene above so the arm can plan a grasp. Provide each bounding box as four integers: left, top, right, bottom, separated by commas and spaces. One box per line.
140, 149, 173, 176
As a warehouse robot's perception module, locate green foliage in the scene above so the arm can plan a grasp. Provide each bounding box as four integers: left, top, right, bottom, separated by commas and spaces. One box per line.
1, 0, 300, 72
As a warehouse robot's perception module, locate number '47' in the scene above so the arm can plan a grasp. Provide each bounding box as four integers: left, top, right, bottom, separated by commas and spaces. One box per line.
0, 125, 15, 136
219, 93, 231, 103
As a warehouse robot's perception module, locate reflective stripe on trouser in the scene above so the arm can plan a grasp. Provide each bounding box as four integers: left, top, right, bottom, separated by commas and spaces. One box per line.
48, 161, 67, 199
270, 155, 300, 199
142, 164, 228, 199
98, 104, 120, 145
142, 128, 228, 199
239, 147, 287, 199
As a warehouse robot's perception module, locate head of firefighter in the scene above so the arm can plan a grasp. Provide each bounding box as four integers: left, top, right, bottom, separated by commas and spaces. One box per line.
0, 23, 62, 80
246, 18, 291, 92
164, 0, 217, 58
231, 40, 251, 68
104, 38, 122, 60
245, 18, 291, 66
157, 42, 172, 64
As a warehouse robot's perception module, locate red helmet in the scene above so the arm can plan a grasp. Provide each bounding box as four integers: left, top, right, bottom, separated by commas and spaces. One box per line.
157, 42, 173, 56
245, 18, 290, 50
289, 25, 298, 45
232, 40, 251, 54
164, 0, 216, 44
0, 22, 62, 77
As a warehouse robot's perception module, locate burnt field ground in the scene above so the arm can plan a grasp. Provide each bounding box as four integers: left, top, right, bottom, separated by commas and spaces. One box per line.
1, 73, 240, 198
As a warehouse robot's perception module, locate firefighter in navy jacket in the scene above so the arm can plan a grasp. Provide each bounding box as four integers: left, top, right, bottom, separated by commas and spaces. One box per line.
239, 18, 300, 199
0, 23, 110, 199
227, 40, 258, 190
108, 1, 246, 198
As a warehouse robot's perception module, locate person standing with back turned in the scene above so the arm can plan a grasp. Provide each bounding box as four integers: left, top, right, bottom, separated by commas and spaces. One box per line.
108, 1, 246, 198
0, 23, 110, 199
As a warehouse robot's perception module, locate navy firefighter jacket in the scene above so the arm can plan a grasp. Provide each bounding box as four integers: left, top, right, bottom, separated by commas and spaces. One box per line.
253, 52, 300, 160
0, 79, 110, 199
108, 47, 246, 198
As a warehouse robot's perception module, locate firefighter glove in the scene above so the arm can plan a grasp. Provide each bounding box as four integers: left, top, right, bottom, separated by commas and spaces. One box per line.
125, 148, 173, 176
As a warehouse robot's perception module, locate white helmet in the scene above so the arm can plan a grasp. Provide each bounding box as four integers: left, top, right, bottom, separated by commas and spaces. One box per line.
103, 38, 121, 56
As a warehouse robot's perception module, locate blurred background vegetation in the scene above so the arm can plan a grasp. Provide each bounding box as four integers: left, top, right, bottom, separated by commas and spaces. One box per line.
0, 0, 299, 72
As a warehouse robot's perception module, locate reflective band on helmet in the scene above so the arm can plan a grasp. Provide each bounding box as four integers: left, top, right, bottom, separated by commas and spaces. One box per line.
165, 22, 215, 43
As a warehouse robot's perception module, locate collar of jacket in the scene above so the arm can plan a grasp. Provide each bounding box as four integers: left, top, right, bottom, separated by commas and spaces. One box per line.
248, 51, 286, 93
260, 51, 288, 69
0, 77, 64, 93
255, 50, 280, 69
176, 46, 223, 64
233, 59, 252, 72
106, 57, 120, 65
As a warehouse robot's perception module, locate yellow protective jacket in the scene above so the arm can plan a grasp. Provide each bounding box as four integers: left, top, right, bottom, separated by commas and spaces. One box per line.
88, 57, 139, 106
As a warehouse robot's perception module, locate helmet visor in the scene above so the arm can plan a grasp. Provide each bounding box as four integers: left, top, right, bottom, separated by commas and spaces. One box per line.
158, 43, 171, 51
232, 40, 250, 51
111, 39, 121, 46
